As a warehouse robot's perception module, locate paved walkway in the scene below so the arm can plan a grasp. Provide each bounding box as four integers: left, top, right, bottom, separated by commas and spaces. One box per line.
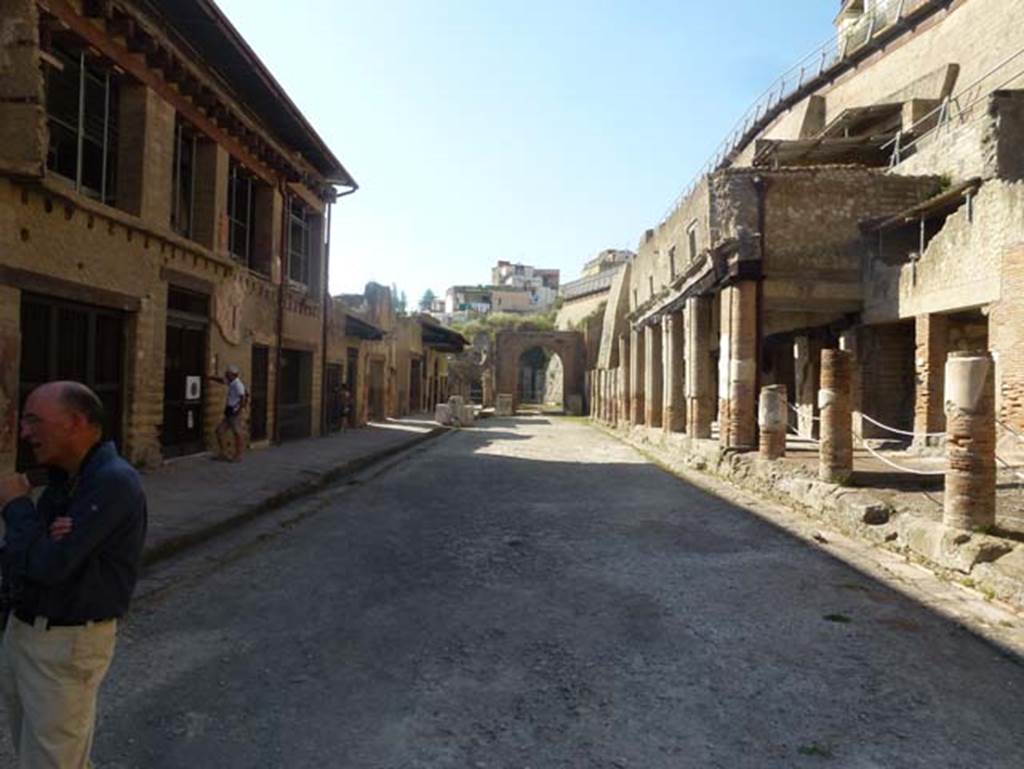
73, 416, 1024, 767
142, 416, 444, 563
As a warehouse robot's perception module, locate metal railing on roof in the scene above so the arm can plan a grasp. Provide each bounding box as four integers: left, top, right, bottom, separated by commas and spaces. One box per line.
658, 0, 934, 226
885, 42, 1024, 167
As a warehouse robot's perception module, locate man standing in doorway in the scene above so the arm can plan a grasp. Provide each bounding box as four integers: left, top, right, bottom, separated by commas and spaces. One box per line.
0, 381, 147, 768
213, 364, 248, 462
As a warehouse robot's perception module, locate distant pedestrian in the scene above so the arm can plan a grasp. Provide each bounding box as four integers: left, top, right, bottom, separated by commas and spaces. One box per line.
0, 381, 147, 768
212, 364, 248, 462
340, 384, 353, 432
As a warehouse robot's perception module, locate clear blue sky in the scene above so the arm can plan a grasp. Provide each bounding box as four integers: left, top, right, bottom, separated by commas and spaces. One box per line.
216, 0, 836, 306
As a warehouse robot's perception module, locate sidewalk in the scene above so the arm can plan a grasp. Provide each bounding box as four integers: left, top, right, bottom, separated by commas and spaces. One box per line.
597, 421, 1024, 613
142, 416, 445, 564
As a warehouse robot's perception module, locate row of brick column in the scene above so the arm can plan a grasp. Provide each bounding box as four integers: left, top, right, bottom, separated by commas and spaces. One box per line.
594, 281, 760, 448
755, 347, 997, 531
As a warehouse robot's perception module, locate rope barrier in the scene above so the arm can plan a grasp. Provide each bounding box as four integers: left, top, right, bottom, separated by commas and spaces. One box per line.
860, 413, 945, 439
785, 400, 946, 440
786, 426, 820, 445
786, 401, 820, 421
853, 433, 946, 476
998, 419, 1024, 444
995, 454, 1024, 485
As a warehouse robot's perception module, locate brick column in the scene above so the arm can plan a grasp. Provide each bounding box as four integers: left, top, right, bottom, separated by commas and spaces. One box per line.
618, 335, 630, 425
117, 84, 176, 224
793, 335, 820, 439
193, 141, 230, 253
840, 329, 863, 441
759, 385, 787, 460
645, 322, 663, 428
630, 327, 645, 425
819, 349, 853, 485
945, 351, 996, 530
604, 370, 613, 423
663, 311, 685, 433
0, 0, 46, 177
610, 368, 619, 426
685, 296, 714, 438
719, 281, 758, 450
915, 313, 948, 446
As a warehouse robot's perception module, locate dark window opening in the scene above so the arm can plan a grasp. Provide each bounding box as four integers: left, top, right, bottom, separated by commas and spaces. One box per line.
227, 160, 256, 265
669, 246, 676, 279
687, 224, 698, 261
44, 42, 119, 204
171, 119, 197, 238
288, 198, 313, 287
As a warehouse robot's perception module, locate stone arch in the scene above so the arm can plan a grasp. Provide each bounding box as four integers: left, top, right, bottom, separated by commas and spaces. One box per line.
517, 346, 565, 407
495, 331, 584, 412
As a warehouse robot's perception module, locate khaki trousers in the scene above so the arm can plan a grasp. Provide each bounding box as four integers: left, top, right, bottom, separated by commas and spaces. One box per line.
0, 614, 117, 769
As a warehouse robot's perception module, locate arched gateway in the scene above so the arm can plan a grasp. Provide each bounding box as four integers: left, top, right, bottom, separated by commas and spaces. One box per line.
494, 331, 585, 413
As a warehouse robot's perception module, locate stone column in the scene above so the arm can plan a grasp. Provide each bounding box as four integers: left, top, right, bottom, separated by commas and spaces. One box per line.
840, 329, 862, 440
645, 322, 664, 428
685, 296, 714, 438
602, 370, 610, 423
663, 311, 686, 433
610, 368, 619, 426
720, 282, 758, 450
630, 327, 645, 425
819, 349, 853, 485
758, 385, 787, 460
944, 351, 996, 530
915, 313, 948, 446
482, 367, 494, 409
618, 335, 630, 425
793, 335, 820, 439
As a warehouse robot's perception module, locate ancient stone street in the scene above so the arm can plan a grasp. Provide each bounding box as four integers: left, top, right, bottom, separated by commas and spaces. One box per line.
11, 417, 1021, 768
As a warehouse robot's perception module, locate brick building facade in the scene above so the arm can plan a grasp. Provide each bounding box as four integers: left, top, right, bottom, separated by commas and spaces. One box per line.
0, 0, 356, 473
589, 0, 1024, 451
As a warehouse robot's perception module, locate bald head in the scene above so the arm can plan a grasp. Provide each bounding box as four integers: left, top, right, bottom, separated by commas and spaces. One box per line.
21, 381, 105, 471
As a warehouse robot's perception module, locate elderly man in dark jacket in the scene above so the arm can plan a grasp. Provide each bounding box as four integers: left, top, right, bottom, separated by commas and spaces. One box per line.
0, 381, 147, 769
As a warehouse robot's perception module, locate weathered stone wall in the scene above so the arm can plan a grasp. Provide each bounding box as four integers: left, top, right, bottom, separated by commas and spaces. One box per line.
760, 0, 1024, 147
0, 0, 45, 178
865, 180, 1024, 324
596, 263, 631, 370
555, 291, 607, 331
629, 176, 712, 312
762, 168, 940, 335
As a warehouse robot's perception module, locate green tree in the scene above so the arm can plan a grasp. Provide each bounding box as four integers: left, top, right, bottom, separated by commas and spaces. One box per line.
390, 283, 408, 315
419, 288, 437, 311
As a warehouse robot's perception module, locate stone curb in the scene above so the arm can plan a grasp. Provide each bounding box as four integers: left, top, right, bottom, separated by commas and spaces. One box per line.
593, 421, 1024, 614
142, 426, 450, 566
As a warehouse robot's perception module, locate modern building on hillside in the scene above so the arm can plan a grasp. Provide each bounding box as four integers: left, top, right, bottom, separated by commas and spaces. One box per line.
588, 0, 1024, 471
0, 0, 357, 473
491, 260, 560, 312
557, 249, 635, 330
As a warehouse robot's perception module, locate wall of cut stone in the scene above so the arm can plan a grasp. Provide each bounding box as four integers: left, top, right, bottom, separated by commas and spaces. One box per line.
555, 292, 607, 331
761, 0, 1024, 146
